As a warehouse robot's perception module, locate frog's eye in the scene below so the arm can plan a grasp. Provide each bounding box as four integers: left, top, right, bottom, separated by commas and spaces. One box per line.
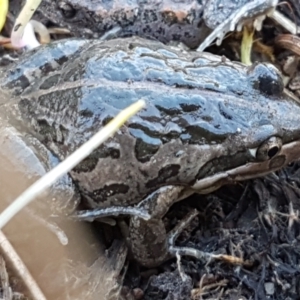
247, 63, 284, 96
255, 137, 282, 161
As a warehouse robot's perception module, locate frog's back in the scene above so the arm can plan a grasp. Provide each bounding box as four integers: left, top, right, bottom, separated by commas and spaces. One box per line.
2, 37, 300, 208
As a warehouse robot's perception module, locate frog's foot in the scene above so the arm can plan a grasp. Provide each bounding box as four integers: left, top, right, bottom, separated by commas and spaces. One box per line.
129, 186, 194, 267
197, 0, 278, 52
129, 186, 254, 268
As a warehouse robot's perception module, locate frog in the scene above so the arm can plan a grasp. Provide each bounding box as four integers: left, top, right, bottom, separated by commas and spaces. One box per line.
10, 0, 278, 49
1, 36, 300, 268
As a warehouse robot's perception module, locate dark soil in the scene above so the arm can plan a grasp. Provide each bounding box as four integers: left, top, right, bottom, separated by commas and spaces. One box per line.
124, 162, 300, 299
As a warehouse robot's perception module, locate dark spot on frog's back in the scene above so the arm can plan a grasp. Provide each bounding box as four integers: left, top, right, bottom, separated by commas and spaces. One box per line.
141, 9, 158, 23
39, 74, 60, 89
218, 102, 233, 120
146, 165, 180, 188
36, 119, 57, 138
88, 184, 129, 204
185, 123, 228, 144
4, 73, 30, 94
73, 147, 120, 173
63, 67, 82, 82
79, 109, 94, 119
179, 103, 201, 112
19, 98, 34, 117
129, 128, 161, 162
247, 63, 284, 96
156, 105, 182, 116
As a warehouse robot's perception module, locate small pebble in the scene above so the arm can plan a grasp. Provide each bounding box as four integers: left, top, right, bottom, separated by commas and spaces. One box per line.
265, 282, 275, 295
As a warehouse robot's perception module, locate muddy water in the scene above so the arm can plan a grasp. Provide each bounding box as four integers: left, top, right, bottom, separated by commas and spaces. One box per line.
0, 117, 123, 299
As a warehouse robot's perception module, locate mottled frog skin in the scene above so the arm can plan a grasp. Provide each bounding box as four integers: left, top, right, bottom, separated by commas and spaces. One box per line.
1, 37, 300, 267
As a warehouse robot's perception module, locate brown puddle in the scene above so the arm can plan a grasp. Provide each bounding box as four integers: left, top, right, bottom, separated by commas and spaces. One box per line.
0, 121, 122, 299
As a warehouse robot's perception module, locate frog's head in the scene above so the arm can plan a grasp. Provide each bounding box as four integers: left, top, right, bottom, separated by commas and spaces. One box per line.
187, 63, 300, 193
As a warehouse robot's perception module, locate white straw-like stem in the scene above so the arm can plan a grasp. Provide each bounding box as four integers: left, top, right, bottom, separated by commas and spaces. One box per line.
0, 100, 146, 229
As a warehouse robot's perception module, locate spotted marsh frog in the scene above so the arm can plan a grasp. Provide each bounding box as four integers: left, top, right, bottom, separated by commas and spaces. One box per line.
1, 37, 300, 267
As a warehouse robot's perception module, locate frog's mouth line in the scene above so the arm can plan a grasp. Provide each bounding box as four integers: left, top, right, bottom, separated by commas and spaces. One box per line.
191, 140, 300, 194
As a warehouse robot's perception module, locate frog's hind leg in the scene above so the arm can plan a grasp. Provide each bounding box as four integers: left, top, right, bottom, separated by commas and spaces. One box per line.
129, 186, 242, 268
75, 185, 230, 268
129, 186, 197, 268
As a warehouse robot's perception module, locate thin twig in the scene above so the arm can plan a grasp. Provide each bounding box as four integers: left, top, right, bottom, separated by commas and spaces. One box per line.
0, 230, 47, 300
